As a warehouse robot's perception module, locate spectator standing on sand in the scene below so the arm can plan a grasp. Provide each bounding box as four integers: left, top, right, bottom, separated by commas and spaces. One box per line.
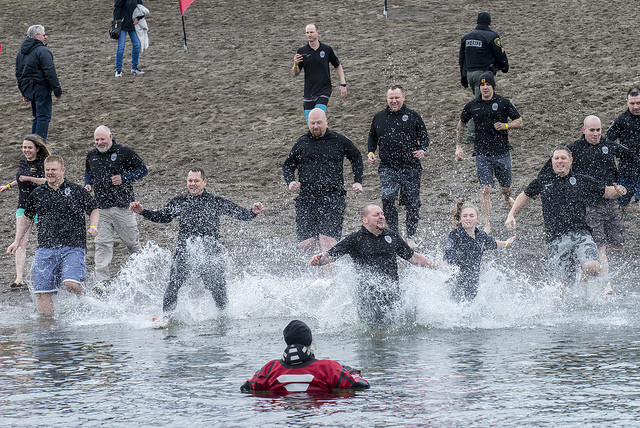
15, 25, 62, 141
113, 0, 146, 77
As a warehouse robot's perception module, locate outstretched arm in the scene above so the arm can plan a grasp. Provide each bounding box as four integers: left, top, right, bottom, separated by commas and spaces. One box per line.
409, 252, 441, 270
505, 192, 530, 230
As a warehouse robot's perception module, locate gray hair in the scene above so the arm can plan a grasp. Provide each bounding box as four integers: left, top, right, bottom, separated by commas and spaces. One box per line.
27, 25, 45, 38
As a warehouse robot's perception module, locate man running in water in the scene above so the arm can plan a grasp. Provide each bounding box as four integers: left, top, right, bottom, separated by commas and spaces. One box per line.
130, 168, 263, 327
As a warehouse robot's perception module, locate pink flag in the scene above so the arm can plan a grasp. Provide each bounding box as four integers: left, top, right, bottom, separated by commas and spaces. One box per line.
179, 0, 195, 15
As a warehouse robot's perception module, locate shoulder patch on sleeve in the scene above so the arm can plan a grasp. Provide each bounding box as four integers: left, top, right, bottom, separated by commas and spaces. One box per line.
494, 37, 502, 48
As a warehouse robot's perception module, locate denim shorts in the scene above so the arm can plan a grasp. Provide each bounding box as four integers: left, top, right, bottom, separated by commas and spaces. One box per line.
33, 246, 86, 293
475, 152, 512, 187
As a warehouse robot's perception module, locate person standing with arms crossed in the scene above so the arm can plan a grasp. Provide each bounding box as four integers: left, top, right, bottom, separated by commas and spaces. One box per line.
292, 23, 347, 123
455, 71, 522, 234
368, 84, 429, 248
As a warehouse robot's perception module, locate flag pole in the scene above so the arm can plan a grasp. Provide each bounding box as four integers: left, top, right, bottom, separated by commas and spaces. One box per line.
182, 15, 188, 53
383, 0, 388, 18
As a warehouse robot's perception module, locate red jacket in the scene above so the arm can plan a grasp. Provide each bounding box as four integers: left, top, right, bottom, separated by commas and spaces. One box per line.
243, 358, 369, 393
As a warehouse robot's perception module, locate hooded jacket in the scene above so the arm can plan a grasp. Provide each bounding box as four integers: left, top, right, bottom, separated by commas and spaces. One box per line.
15, 37, 62, 97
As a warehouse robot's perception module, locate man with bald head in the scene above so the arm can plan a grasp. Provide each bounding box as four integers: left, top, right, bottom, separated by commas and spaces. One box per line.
85, 125, 148, 288
283, 108, 363, 258
566, 115, 626, 293
310, 204, 440, 325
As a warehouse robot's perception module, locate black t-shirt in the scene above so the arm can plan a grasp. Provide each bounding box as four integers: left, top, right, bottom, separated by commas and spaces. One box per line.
327, 226, 414, 282
367, 105, 430, 169
524, 171, 605, 242
460, 93, 521, 156
15, 157, 44, 209
444, 226, 497, 287
297, 42, 340, 98
606, 109, 640, 177
140, 190, 256, 245
85, 141, 147, 209
24, 180, 98, 249
282, 129, 364, 197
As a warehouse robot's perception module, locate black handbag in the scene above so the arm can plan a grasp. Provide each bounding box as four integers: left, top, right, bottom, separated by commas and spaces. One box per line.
109, 18, 124, 40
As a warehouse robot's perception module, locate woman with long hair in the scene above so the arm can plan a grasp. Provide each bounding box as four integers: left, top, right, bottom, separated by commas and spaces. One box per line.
1, 135, 50, 289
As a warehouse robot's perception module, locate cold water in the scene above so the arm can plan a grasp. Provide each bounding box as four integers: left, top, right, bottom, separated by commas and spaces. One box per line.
1, 243, 639, 426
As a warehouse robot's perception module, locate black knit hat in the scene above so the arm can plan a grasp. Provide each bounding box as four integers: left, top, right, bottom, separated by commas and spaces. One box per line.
477, 12, 491, 25
283, 320, 312, 346
479, 70, 496, 88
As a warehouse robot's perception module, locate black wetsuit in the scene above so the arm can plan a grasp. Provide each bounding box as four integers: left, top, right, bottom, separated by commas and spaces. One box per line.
140, 190, 257, 313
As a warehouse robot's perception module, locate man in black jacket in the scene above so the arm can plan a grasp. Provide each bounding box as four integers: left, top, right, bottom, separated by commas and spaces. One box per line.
283, 108, 363, 258
459, 12, 509, 145
367, 85, 429, 248
15, 25, 62, 141
85, 125, 148, 286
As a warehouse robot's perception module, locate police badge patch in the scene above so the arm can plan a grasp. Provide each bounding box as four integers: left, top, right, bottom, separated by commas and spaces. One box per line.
569, 177, 577, 185
319, 51, 325, 58
385, 235, 392, 244
111, 153, 117, 161
65, 187, 71, 196
602, 146, 609, 154
492, 103, 499, 111
402, 114, 409, 122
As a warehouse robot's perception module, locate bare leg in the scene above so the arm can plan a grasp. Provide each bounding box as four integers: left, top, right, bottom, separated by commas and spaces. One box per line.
582, 260, 601, 278
316, 235, 337, 277
298, 237, 319, 254
501, 186, 515, 208
36, 293, 55, 317
480, 185, 492, 234
13, 216, 33, 284
597, 246, 613, 294
64, 280, 85, 296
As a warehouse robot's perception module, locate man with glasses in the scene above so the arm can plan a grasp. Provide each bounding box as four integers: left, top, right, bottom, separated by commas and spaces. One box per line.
15, 25, 62, 141
606, 86, 640, 215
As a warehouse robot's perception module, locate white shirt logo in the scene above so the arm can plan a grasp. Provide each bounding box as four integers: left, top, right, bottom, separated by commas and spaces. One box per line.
492, 103, 499, 111
569, 177, 577, 185
111, 153, 117, 161
402, 114, 409, 122
602, 146, 609, 154
385, 235, 392, 244
64, 187, 71, 196
319, 51, 325, 58
276, 374, 315, 392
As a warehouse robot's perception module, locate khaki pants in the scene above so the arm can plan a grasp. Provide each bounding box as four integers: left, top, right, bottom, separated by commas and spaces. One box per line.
94, 207, 141, 283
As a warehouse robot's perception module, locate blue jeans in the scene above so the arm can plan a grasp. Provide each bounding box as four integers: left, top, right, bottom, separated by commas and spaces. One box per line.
24, 84, 52, 141
116, 30, 140, 71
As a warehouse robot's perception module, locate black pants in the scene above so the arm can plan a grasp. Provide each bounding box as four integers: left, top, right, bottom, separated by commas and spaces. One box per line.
163, 240, 227, 314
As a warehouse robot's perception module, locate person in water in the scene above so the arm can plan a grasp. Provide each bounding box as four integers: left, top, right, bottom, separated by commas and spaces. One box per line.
241, 320, 370, 393
443, 199, 515, 302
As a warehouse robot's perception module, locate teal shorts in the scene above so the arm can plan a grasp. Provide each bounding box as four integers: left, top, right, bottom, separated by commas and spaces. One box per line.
16, 208, 38, 223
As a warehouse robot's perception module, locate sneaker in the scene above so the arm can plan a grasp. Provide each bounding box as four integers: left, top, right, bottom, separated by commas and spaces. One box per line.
131, 67, 144, 76
115, 70, 122, 77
